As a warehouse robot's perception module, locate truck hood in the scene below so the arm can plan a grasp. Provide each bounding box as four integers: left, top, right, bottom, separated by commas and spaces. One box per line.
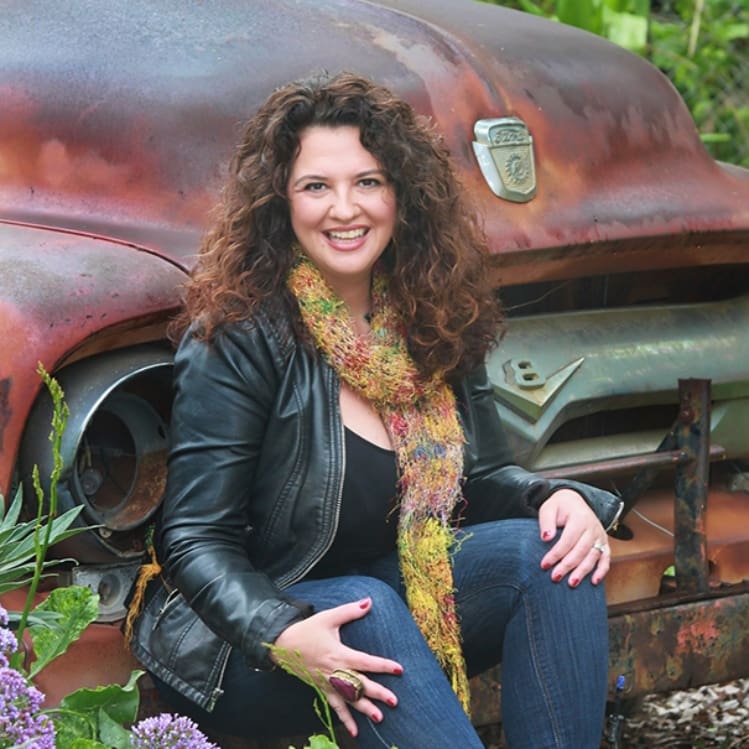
1, 0, 748, 277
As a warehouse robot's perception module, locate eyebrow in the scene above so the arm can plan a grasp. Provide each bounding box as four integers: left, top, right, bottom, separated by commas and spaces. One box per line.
290, 168, 387, 189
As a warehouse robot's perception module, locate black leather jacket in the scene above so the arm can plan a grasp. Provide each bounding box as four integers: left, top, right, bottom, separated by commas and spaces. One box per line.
129, 304, 622, 711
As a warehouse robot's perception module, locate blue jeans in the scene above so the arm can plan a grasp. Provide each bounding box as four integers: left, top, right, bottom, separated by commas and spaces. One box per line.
152, 519, 609, 748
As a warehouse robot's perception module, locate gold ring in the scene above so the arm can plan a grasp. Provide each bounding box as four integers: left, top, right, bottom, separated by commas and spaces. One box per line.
329, 668, 364, 702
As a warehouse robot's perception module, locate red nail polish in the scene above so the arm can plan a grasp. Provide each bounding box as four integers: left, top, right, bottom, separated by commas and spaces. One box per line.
386, 697, 397, 707
541, 560, 551, 570
392, 665, 403, 675
359, 598, 371, 610
552, 572, 562, 582
570, 577, 579, 587
371, 712, 381, 722
542, 530, 552, 540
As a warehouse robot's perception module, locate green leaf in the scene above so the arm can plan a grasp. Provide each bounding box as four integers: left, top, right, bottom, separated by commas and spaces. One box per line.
97, 706, 133, 749
557, 0, 604, 34
6, 608, 63, 627
0, 570, 67, 596
60, 669, 144, 726
48, 708, 97, 749
306, 737, 340, 749
715, 22, 749, 43
605, 0, 649, 15
2, 505, 85, 563
515, 0, 547, 15
0, 483, 24, 528
29, 585, 100, 677
70, 740, 111, 749
603, 8, 648, 52
700, 133, 732, 144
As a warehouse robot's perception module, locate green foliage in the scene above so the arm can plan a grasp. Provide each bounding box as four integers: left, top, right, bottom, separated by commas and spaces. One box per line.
268, 645, 339, 748
483, 0, 650, 50
650, 0, 749, 166
1, 363, 93, 671
0, 368, 222, 749
479, 0, 749, 166
28, 586, 100, 677
0, 367, 144, 748
297, 737, 339, 749
0, 486, 84, 596
48, 670, 144, 749
268, 645, 397, 749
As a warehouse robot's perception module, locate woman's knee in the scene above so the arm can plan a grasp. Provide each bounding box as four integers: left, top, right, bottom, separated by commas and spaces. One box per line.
338, 577, 430, 658
454, 518, 548, 590
343, 575, 412, 627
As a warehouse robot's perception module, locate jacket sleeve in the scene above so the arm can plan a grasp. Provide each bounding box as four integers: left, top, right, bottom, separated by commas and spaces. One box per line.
459, 365, 623, 531
157, 320, 311, 671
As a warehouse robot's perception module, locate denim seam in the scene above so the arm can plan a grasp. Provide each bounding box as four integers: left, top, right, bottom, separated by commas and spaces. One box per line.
522, 592, 565, 748
362, 716, 400, 748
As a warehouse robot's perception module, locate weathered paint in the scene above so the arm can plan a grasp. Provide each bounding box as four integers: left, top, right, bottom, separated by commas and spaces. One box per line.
1, 0, 748, 275
0, 221, 184, 499
606, 591, 749, 698
674, 379, 711, 593
606, 488, 749, 605
468, 588, 749, 727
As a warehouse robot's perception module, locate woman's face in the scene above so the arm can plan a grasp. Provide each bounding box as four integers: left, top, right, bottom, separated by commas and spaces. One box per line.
286, 125, 396, 299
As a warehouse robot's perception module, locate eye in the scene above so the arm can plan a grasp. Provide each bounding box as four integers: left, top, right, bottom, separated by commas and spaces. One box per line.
358, 177, 383, 188
303, 181, 327, 192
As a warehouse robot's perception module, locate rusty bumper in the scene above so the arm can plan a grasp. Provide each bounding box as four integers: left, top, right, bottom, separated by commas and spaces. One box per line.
469, 584, 749, 726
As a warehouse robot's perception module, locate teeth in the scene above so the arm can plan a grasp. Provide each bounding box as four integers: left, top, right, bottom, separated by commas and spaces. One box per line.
328, 228, 366, 240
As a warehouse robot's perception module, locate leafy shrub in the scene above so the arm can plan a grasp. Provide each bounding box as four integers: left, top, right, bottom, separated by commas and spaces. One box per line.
479, 0, 749, 166
0, 366, 219, 749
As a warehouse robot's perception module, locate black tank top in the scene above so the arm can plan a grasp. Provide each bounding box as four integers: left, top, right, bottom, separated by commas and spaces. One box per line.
311, 427, 399, 576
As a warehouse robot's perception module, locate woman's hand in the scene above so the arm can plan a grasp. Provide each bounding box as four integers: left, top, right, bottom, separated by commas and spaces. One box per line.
537, 488, 611, 587
271, 597, 403, 737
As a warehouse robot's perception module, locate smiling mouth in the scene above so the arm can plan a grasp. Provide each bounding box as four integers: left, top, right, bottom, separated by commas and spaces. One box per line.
326, 228, 368, 241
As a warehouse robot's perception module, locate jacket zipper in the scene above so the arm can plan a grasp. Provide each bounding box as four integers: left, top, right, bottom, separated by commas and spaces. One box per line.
206, 643, 232, 712
278, 367, 345, 589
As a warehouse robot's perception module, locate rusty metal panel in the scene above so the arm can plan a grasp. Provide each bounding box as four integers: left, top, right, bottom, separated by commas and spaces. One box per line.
468, 588, 749, 726
674, 379, 711, 593
607, 590, 749, 698
0, 0, 748, 275
0, 222, 184, 498
605, 488, 749, 606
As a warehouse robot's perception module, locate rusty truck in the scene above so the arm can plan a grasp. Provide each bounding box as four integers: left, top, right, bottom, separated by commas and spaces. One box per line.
1, 0, 747, 739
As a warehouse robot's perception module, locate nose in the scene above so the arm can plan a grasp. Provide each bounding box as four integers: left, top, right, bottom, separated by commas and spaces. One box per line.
329, 187, 359, 222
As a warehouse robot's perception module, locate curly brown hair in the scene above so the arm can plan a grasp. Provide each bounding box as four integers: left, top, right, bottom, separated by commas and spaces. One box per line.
174, 71, 504, 379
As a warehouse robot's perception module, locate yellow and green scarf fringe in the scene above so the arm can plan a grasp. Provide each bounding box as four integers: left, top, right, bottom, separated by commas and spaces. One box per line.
289, 257, 470, 712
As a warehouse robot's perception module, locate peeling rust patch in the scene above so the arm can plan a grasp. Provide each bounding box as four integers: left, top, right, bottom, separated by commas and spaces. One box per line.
469, 588, 749, 726
607, 590, 749, 698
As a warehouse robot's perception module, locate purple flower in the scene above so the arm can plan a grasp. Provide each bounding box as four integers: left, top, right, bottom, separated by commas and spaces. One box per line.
0, 665, 55, 749
0, 605, 17, 669
0, 630, 17, 669
130, 713, 218, 749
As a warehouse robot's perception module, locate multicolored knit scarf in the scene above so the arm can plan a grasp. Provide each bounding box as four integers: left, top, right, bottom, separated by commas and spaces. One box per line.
288, 257, 471, 711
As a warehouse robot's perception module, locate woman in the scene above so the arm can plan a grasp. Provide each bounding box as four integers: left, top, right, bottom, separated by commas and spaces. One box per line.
127, 72, 623, 749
